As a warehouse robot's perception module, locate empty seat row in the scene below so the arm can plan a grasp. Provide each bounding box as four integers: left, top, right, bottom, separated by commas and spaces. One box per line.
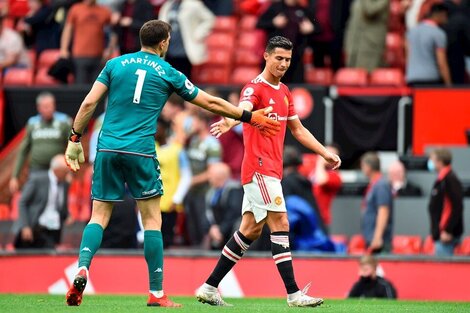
340, 234, 470, 256
306, 67, 406, 86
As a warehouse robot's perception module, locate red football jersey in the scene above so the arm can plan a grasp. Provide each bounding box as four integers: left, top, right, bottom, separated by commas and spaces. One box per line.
240, 75, 298, 185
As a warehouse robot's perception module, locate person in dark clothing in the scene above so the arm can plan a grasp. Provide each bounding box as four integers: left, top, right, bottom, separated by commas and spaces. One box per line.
428, 148, 464, 256
443, 0, 470, 85
101, 191, 139, 249
203, 162, 243, 249
18, 0, 61, 55
348, 255, 397, 299
114, 0, 155, 55
281, 145, 327, 234
256, 0, 316, 83
308, 0, 351, 71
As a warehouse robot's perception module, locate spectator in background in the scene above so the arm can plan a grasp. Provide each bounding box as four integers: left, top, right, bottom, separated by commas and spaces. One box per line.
311, 144, 342, 229
388, 160, 422, 197
184, 109, 222, 246
360, 152, 394, 254
114, 0, 154, 55
203, 162, 243, 250
159, 0, 215, 79
344, 0, 389, 72
17, 0, 61, 56
348, 255, 397, 299
282, 145, 326, 234
428, 148, 464, 256
203, 0, 233, 15
60, 0, 113, 84
0, 14, 30, 72
12, 155, 70, 249
406, 3, 451, 86
10, 92, 71, 194
444, 0, 470, 85
155, 117, 192, 248
217, 90, 243, 180
308, 0, 351, 71
256, 0, 316, 83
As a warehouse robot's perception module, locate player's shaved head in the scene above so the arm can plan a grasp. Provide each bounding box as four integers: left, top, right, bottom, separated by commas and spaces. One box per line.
140, 20, 172, 48
266, 36, 293, 54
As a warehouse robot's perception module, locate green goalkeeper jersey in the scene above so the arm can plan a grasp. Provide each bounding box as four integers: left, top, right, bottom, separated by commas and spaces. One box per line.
96, 51, 199, 155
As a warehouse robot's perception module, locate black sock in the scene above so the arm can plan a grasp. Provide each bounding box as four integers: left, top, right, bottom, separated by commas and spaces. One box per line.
206, 231, 252, 287
271, 231, 299, 294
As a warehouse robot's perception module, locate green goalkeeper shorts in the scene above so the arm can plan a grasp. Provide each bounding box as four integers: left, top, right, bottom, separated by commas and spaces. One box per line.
91, 150, 163, 201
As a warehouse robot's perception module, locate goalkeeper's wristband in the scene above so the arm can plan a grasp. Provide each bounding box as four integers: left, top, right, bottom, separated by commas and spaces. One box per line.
69, 128, 82, 143
239, 110, 252, 123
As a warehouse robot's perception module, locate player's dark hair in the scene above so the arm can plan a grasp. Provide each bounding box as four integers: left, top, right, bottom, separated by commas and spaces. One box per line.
361, 152, 381, 172
265, 36, 293, 53
429, 3, 449, 16
140, 20, 172, 48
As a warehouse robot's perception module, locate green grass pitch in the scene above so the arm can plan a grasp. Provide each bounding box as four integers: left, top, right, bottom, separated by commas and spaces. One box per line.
1, 295, 469, 313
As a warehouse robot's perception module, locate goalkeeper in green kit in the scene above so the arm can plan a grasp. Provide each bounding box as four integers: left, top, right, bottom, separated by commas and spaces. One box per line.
64, 20, 280, 307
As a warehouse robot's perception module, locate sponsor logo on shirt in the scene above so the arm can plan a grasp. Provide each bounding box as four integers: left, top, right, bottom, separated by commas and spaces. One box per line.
268, 113, 287, 121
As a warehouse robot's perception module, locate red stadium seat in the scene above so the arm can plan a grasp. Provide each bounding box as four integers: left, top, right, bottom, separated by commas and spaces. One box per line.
212, 16, 237, 33
392, 235, 422, 254
303, 48, 313, 65
231, 66, 260, 85
37, 49, 61, 70
27, 49, 36, 69
385, 33, 405, 68
234, 48, 262, 66
192, 66, 230, 84
455, 237, 470, 256
205, 49, 233, 66
334, 68, 368, 86
34, 68, 61, 86
348, 234, 366, 255
206, 32, 236, 50
370, 68, 405, 86
8, 0, 29, 18
331, 234, 348, 246
0, 204, 10, 220
305, 67, 334, 85
388, 0, 405, 33
237, 30, 265, 53
422, 236, 435, 255
239, 15, 258, 31
3, 68, 33, 86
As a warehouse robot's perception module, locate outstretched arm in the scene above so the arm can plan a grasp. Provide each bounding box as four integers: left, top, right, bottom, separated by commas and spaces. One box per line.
287, 118, 341, 169
191, 90, 279, 137
209, 101, 252, 138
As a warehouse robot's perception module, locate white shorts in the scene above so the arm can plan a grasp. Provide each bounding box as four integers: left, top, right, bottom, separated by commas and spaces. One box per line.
242, 172, 286, 223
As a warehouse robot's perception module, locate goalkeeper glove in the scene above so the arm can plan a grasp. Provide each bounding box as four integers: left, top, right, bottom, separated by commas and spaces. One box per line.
239, 108, 281, 137
65, 129, 85, 172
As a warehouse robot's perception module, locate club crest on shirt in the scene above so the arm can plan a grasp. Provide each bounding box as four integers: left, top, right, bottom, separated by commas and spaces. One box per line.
284, 96, 289, 106
275, 196, 283, 206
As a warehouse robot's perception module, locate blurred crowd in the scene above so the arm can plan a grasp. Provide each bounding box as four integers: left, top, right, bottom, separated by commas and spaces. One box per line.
1, 0, 470, 85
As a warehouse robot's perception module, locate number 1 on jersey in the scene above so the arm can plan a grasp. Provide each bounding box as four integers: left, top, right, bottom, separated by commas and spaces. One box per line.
133, 69, 147, 104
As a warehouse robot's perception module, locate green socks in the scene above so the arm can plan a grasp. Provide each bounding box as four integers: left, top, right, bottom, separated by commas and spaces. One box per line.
78, 223, 104, 269
144, 230, 164, 291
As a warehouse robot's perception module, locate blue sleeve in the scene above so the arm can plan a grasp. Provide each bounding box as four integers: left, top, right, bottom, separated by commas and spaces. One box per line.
376, 182, 392, 208
167, 66, 199, 101
96, 60, 112, 87
178, 150, 190, 169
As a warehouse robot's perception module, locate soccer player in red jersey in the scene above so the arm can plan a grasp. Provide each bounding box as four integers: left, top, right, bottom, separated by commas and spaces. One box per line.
196, 36, 341, 307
